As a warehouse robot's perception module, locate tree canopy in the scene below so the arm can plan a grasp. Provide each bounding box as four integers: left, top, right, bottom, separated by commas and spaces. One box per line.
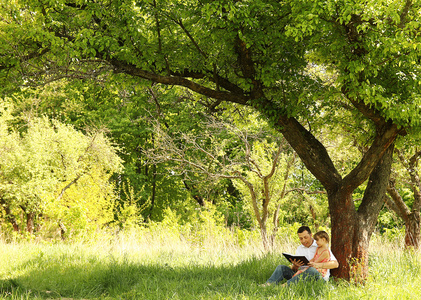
1, 0, 421, 279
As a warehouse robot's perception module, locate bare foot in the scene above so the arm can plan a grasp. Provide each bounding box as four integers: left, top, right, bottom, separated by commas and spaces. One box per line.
260, 282, 271, 287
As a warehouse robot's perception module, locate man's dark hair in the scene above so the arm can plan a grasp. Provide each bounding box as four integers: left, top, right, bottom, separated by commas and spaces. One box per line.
297, 226, 311, 235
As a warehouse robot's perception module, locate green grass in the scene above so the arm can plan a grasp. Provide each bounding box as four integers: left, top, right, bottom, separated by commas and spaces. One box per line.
0, 230, 420, 300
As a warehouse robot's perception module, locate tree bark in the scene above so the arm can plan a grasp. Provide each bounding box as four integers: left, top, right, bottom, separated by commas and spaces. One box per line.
328, 144, 394, 280
386, 149, 421, 249
328, 188, 357, 280
26, 211, 35, 233
406, 150, 421, 249
405, 211, 420, 249
386, 183, 421, 249
0, 197, 19, 231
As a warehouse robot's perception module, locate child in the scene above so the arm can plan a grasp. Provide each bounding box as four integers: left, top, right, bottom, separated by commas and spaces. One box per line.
293, 230, 331, 278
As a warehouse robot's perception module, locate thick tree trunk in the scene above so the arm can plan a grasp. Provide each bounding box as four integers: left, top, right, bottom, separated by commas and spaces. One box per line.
328, 188, 357, 280
330, 144, 394, 280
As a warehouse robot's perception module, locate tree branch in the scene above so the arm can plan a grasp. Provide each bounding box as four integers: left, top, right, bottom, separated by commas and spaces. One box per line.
173, 18, 208, 59
342, 122, 402, 191
398, 0, 413, 28
110, 58, 249, 104
275, 114, 342, 192
56, 174, 83, 201
383, 193, 406, 220
285, 188, 327, 196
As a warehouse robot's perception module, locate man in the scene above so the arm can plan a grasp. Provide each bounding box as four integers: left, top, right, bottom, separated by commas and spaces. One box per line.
263, 226, 339, 286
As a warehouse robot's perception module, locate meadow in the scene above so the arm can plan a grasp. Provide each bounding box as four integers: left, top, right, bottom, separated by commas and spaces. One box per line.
0, 224, 420, 300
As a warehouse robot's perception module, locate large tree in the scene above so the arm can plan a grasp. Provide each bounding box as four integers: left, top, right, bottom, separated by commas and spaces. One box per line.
1, 0, 421, 279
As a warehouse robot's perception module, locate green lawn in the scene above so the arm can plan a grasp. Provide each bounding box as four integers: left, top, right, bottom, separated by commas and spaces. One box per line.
0, 230, 420, 299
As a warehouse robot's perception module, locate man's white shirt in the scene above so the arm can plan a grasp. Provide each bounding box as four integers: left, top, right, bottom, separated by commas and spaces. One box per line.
295, 239, 337, 281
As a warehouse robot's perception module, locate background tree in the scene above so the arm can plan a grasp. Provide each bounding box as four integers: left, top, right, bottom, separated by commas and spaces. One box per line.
384, 137, 421, 249
146, 116, 296, 249
0, 100, 122, 236
8, 78, 236, 222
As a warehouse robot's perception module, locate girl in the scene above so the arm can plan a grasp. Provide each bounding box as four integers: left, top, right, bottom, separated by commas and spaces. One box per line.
293, 230, 331, 278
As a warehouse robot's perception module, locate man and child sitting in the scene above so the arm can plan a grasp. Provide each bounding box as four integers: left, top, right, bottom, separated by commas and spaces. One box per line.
262, 226, 339, 286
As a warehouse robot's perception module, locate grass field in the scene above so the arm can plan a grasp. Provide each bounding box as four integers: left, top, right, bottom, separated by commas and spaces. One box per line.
0, 227, 420, 300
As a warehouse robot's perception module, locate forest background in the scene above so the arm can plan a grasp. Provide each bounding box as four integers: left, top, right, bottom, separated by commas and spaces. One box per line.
1, 0, 421, 290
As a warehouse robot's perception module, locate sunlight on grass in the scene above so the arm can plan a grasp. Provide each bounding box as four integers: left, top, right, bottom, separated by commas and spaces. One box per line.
0, 226, 420, 299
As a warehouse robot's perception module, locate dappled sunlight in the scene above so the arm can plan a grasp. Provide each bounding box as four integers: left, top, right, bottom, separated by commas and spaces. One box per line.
0, 227, 420, 299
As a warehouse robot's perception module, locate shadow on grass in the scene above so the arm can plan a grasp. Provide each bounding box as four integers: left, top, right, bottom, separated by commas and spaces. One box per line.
0, 253, 330, 299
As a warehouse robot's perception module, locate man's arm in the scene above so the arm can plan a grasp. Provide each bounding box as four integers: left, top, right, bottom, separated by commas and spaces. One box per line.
309, 260, 338, 269
326, 250, 339, 269
324, 260, 339, 269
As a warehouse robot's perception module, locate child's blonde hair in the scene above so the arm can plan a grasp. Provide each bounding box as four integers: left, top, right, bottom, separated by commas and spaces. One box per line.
314, 231, 329, 243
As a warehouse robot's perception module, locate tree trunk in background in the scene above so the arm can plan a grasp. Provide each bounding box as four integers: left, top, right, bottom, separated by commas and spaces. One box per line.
147, 163, 157, 219
385, 194, 421, 249
183, 182, 206, 207
26, 211, 35, 233
405, 212, 420, 249
0, 197, 19, 231
406, 149, 421, 249
386, 176, 421, 249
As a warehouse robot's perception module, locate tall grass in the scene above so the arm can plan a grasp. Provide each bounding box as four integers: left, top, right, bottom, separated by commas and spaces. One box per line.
0, 225, 420, 299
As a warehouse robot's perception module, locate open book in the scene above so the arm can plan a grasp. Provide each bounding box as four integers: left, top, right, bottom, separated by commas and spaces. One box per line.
282, 253, 310, 266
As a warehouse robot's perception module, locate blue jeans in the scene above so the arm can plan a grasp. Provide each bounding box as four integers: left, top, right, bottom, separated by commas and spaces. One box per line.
266, 265, 323, 285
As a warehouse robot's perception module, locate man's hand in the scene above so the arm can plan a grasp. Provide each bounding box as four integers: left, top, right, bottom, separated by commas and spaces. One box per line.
290, 258, 305, 270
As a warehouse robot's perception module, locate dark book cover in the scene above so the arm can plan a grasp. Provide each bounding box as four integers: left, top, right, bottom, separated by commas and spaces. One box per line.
282, 253, 310, 265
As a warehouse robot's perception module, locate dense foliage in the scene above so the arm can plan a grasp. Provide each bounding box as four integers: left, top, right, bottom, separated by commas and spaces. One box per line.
1, 0, 421, 280
0, 100, 122, 237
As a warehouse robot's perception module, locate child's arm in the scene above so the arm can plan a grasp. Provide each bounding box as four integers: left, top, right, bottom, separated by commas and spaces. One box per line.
308, 250, 330, 269
313, 250, 329, 263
